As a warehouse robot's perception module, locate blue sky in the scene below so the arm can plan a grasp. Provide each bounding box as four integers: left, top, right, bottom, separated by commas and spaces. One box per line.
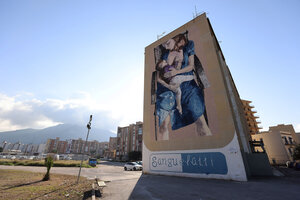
0, 0, 299, 133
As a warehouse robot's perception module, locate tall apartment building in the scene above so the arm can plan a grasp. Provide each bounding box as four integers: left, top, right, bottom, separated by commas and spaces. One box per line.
241, 99, 262, 135
69, 138, 84, 154
116, 121, 143, 161
252, 124, 299, 165
57, 141, 68, 154
45, 137, 60, 153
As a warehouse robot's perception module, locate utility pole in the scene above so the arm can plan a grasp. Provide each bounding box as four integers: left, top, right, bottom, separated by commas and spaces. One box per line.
76, 115, 93, 184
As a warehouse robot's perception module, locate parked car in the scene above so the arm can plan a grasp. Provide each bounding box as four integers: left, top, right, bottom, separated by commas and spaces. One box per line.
124, 162, 143, 171
286, 161, 294, 168
88, 158, 97, 167
136, 161, 143, 165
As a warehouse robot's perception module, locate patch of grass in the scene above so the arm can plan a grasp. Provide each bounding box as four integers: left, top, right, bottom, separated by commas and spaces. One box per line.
0, 169, 94, 200
0, 159, 93, 168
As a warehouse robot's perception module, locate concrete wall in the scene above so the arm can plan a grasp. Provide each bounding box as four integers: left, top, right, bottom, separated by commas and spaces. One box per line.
252, 132, 290, 165
244, 153, 273, 176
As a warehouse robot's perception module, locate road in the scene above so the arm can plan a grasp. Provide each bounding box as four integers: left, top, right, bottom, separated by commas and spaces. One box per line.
1, 162, 300, 200
0, 161, 141, 182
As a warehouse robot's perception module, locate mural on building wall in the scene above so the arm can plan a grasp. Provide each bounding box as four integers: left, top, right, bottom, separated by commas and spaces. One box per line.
143, 14, 248, 180
144, 15, 237, 152
151, 31, 211, 141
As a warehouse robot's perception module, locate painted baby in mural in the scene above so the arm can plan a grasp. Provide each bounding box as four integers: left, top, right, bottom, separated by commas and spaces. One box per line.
156, 38, 195, 115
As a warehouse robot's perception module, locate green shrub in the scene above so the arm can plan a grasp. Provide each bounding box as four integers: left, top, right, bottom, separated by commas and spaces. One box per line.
43, 156, 53, 181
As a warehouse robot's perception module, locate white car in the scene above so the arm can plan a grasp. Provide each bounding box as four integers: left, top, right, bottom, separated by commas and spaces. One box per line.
124, 162, 143, 171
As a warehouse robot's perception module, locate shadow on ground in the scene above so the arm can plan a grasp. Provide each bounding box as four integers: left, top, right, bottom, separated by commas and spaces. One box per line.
83, 189, 101, 200
128, 171, 300, 200
2, 180, 44, 191
98, 161, 125, 167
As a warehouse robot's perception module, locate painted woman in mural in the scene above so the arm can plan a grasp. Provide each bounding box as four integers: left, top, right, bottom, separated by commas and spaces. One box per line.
156, 41, 195, 115
153, 32, 212, 140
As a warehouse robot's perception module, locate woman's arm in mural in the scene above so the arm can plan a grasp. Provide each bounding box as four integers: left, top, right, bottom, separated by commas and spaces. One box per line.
157, 73, 177, 92
164, 54, 194, 78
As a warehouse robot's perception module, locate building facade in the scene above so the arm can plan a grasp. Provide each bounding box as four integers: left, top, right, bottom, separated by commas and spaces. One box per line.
241, 99, 262, 135
45, 137, 109, 157
252, 124, 299, 165
103, 137, 118, 159
0, 141, 45, 156
116, 121, 143, 161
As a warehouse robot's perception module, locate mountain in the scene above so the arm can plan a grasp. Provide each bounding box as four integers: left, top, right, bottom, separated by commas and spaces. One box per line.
0, 124, 116, 144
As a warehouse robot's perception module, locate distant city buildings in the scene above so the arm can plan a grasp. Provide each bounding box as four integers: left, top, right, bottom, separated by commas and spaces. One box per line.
0, 141, 45, 156
1, 121, 143, 161
45, 137, 109, 157
0, 137, 109, 158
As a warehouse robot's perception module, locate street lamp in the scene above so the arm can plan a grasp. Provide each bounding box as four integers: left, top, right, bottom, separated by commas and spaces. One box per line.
76, 115, 93, 184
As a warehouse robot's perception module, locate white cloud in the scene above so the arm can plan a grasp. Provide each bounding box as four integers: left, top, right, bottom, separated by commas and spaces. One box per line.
0, 92, 136, 132
0, 119, 25, 132
295, 124, 300, 132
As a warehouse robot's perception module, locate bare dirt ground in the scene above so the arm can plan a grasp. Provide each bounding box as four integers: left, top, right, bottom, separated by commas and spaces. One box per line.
0, 161, 142, 200
0, 169, 94, 200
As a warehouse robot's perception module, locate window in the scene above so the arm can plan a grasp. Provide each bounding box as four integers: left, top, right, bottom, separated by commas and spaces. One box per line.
288, 137, 293, 144
138, 128, 143, 135
288, 148, 293, 156
282, 137, 288, 145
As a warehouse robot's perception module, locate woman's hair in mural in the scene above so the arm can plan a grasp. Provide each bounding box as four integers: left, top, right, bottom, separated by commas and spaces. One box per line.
173, 33, 188, 46
154, 31, 189, 65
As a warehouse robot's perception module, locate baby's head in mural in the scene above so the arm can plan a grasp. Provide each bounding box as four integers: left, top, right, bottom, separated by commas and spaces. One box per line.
156, 59, 167, 71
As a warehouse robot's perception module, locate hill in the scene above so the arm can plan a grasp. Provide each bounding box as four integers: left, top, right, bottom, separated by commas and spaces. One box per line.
0, 124, 116, 144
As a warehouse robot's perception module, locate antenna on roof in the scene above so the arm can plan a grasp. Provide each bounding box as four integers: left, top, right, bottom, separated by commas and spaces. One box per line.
193, 6, 205, 19
157, 31, 166, 40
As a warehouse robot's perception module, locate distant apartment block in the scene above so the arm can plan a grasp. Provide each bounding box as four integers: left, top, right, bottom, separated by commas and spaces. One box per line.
103, 137, 118, 159
252, 124, 299, 165
241, 99, 262, 135
109, 137, 118, 151
45, 137, 108, 156
116, 121, 143, 161
1, 141, 45, 156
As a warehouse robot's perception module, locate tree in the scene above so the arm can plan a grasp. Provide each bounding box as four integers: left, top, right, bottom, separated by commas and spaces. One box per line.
293, 145, 300, 161
43, 156, 54, 181
0, 147, 3, 152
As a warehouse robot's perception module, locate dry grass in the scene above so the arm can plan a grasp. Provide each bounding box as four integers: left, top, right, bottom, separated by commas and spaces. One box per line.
0, 159, 92, 168
0, 169, 94, 200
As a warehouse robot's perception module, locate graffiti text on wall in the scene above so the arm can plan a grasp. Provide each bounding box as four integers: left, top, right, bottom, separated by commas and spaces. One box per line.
150, 152, 228, 175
